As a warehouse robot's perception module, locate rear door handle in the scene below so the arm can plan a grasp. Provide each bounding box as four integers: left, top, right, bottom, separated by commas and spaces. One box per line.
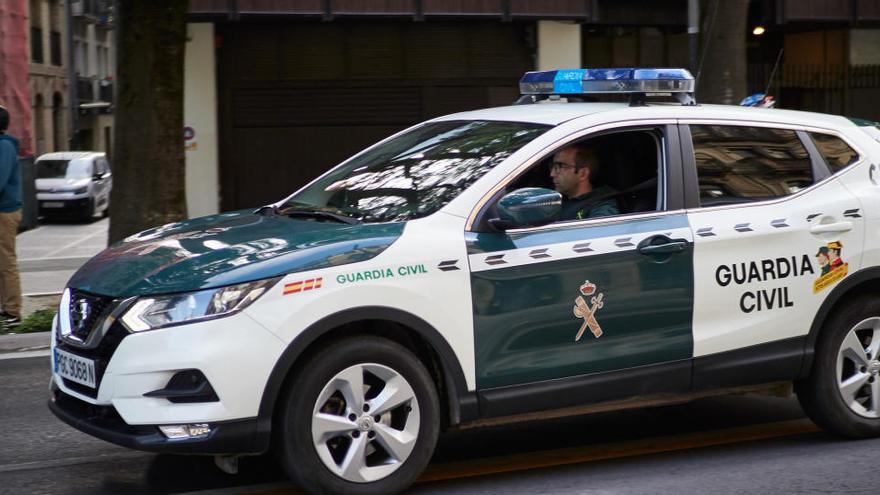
810, 221, 853, 234
637, 235, 687, 255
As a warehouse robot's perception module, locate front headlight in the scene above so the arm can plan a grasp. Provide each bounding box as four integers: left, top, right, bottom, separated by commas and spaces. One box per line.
72, 186, 88, 194
120, 277, 280, 332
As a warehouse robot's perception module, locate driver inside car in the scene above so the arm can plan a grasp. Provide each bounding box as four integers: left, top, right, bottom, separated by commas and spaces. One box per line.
550, 145, 620, 220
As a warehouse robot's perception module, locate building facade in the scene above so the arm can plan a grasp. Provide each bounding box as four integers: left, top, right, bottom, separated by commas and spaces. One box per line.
26, 0, 114, 158
177, 1, 880, 216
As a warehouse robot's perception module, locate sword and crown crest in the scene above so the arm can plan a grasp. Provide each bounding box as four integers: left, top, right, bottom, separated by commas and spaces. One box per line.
573, 279, 604, 341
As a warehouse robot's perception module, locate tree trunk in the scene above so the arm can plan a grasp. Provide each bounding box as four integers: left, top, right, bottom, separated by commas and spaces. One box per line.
697, 0, 749, 105
109, 0, 188, 245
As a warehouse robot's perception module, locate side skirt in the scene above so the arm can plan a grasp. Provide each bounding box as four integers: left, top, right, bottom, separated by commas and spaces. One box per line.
692, 336, 807, 390
477, 360, 691, 419
470, 337, 807, 425
460, 381, 792, 430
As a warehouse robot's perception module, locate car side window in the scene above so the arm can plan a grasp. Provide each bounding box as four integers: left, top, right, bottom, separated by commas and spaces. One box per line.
809, 132, 859, 173
690, 125, 812, 206
505, 128, 663, 222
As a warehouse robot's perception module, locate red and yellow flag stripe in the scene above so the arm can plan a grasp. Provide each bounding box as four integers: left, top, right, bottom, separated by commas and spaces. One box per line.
283, 277, 323, 295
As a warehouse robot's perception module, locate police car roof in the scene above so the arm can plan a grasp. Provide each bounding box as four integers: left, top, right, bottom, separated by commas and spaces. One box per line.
434, 102, 856, 130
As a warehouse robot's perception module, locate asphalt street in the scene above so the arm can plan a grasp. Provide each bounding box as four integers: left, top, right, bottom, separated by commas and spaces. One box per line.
4, 355, 880, 495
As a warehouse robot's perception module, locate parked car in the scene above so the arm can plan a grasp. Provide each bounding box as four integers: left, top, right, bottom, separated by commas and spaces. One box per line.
36, 151, 112, 221
48, 68, 880, 495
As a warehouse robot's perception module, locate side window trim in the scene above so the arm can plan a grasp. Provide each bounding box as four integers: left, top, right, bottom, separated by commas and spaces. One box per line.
665, 123, 685, 212
798, 130, 832, 183
468, 123, 675, 233
677, 124, 700, 209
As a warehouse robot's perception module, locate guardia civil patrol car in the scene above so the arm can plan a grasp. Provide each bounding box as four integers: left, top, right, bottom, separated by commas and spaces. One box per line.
49, 68, 880, 495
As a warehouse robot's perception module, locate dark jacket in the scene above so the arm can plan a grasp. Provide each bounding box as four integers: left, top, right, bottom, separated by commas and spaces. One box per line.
559, 185, 620, 221
0, 134, 22, 213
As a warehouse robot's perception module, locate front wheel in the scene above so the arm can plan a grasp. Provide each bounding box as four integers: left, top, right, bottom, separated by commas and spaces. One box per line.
796, 296, 880, 437
80, 198, 96, 223
277, 336, 440, 495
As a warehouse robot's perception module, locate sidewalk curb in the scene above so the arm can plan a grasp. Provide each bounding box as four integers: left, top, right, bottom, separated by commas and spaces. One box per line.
0, 331, 51, 353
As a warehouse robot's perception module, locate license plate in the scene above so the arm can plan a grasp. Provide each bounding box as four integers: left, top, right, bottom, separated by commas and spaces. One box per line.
54, 348, 96, 388
42, 201, 64, 208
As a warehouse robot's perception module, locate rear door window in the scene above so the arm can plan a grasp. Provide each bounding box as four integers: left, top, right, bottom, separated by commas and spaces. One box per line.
690, 125, 813, 206
809, 132, 859, 173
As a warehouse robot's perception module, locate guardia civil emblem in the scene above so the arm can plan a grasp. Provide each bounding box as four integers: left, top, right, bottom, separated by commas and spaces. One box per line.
573, 280, 604, 341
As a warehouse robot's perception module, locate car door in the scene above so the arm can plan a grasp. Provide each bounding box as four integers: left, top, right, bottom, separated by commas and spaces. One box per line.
466, 123, 695, 417
683, 122, 866, 388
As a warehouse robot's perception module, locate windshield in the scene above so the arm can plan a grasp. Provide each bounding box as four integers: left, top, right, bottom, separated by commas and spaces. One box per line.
283, 120, 550, 223
37, 159, 92, 179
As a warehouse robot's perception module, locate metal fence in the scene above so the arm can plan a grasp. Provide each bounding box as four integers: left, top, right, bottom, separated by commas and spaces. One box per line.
748, 64, 880, 120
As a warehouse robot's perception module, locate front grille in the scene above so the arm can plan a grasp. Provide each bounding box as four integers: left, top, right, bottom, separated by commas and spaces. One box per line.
67, 289, 114, 341
58, 321, 129, 399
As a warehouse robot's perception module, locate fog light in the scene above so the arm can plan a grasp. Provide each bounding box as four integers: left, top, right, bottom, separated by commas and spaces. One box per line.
159, 423, 212, 439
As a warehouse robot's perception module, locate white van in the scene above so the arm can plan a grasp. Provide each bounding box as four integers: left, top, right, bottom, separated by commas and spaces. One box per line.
35, 151, 112, 221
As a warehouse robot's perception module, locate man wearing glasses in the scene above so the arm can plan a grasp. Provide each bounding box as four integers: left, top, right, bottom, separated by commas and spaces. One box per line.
550, 145, 620, 221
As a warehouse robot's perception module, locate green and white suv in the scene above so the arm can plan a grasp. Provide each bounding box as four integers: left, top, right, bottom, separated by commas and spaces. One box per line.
49, 69, 880, 494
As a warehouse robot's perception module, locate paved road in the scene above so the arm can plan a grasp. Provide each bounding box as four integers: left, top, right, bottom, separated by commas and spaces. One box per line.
17, 218, 108, 295
4, 355, 879, 495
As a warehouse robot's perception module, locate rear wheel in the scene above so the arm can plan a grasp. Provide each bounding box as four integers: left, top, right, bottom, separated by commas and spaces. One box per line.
796, 296, 880, 437
277, 336, 439, 495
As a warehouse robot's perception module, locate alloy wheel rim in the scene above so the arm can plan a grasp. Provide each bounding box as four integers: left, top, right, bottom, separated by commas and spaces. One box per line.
836, 317, 880, 419
311, 363, 420, 483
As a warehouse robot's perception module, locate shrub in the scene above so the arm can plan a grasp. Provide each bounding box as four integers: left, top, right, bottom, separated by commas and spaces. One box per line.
15, 309, 56, 334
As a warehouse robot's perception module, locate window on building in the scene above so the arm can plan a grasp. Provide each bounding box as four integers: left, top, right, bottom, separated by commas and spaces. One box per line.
50, 31, 62, 66
810, 132, 859, 173
29, 0, 43, 63
690, 125, 813, 206
74, 39, 89, 75
30, 26, 44, 63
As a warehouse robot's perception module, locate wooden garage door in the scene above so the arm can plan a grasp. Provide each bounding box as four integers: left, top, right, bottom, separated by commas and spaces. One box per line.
217, 20, 534, 210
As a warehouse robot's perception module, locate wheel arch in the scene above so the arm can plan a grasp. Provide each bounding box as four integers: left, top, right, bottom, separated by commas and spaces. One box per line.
256, 306, 477, 444
803, 266, 880, 375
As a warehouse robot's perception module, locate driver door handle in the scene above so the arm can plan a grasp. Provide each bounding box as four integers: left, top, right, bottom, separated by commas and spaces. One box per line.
637, 235, 687, 255
810, 221, 853, 234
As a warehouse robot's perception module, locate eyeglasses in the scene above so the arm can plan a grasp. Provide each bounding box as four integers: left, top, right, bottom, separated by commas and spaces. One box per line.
549, 161, 578, 173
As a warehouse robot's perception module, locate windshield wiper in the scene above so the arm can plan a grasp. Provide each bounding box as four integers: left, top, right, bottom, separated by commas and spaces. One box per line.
281, 208, 362, 225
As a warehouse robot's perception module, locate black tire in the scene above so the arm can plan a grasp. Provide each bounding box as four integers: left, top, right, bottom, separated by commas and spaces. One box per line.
277, 336, 440, 495
796, 295, 880, 438
80, 198, 96, 223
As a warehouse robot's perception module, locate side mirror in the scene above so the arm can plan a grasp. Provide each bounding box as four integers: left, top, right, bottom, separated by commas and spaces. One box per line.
489, 187, 562, 231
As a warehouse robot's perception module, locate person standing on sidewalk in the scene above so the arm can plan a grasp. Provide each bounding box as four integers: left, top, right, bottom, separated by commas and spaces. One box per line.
0, 106, 22, 328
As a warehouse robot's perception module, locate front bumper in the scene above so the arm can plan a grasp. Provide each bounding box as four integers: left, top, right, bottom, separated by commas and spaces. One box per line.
48, 389, 270, 454
50, 291, 288, 454
37, 195, 90, 214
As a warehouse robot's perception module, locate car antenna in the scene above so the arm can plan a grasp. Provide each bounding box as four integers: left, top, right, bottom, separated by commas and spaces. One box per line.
763, 48, 784, 99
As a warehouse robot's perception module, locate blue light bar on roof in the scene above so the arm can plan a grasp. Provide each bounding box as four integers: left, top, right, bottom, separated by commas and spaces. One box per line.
519, 68, 695, 95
